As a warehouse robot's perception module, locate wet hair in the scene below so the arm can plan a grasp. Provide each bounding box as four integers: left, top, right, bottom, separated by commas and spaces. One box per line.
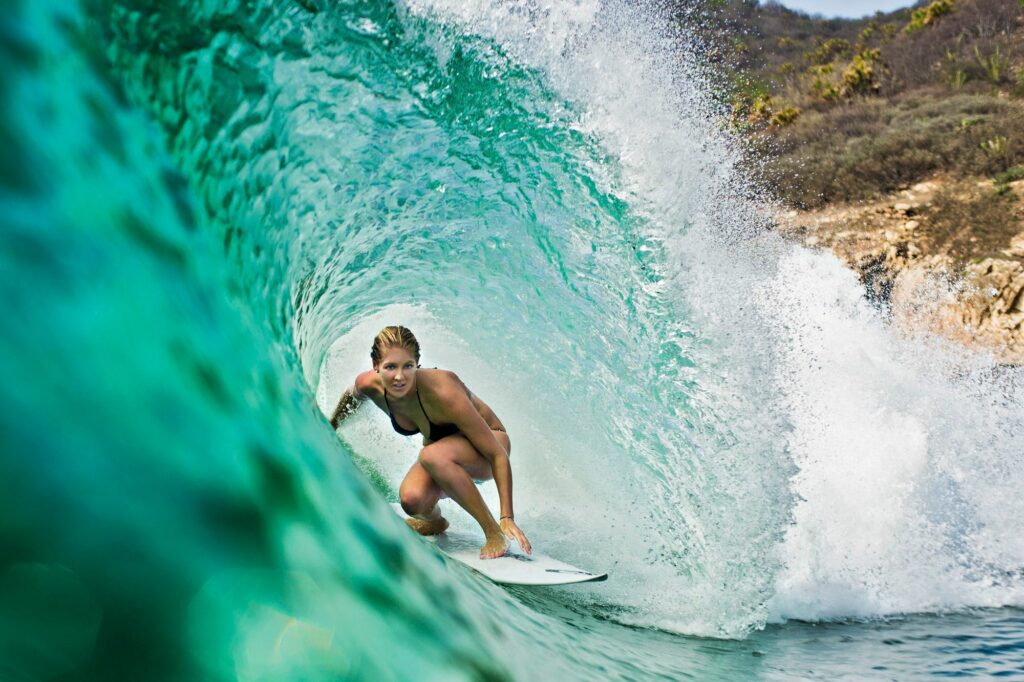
370, 325, 421, 367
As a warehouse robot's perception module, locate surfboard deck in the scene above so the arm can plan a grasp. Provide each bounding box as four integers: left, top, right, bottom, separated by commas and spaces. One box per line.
391, 504, 607, 586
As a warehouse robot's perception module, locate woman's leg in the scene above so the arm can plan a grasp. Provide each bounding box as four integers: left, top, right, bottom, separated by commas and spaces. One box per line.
398, 462, 448, 535
417, 430, 511, 557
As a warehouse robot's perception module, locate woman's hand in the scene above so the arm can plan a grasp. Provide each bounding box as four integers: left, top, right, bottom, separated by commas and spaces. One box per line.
500, 517, 532, 555
329, 383, 364, 428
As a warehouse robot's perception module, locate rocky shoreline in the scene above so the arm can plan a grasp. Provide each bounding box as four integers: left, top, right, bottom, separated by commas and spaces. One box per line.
774, 178, 1024, 364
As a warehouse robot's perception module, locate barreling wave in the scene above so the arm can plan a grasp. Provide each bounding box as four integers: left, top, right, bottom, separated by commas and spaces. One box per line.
3, 0, 1024, 679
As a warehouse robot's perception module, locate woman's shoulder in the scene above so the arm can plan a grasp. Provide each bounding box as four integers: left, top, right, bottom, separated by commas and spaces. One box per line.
420, 366, 457, 377
419, 367, 460, 385
418, 368, 467, 399
354, 370, 382, 397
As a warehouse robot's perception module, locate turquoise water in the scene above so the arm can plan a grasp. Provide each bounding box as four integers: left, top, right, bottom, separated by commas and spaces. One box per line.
2, 0, 1024, 679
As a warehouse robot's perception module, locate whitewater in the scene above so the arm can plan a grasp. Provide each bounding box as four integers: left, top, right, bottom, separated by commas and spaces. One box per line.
2, 0, 1023, 679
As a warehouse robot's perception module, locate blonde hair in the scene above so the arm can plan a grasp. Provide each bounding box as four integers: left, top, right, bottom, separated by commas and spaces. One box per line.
370, 326, 421, 366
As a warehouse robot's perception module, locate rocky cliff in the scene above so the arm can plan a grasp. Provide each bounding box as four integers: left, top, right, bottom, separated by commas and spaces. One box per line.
775, 178, 1024, 363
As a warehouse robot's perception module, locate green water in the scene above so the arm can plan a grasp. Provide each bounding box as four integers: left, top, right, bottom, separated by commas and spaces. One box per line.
2, 0, 1024, 679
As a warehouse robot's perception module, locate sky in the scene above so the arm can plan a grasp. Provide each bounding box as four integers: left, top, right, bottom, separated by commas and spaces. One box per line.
777, 0, 915, 18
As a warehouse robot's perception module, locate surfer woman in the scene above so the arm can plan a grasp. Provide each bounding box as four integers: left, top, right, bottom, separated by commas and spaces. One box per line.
329, 325, 531, 560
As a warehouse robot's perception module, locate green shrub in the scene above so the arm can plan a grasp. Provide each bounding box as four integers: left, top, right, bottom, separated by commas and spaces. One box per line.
1014, 66, 1024, 98
805, 38, 851, 65
973, 45, 1009, 84
729, 89, 776, 131
857, 23, 876, 50
749, 93, 774, 123
958, 116, 984, 131
727, 71, 770, 124
810, 63, 841, 101
980, 135, 1011, 170
770, 106, 801, 127
994, 164, 1024, 184
904, 0, 955, 33
948, 69, 968, 89
944, 49, 968, 89
813, 82, 841, 102
842, 49, 882, 96
993, 164, 1024, 194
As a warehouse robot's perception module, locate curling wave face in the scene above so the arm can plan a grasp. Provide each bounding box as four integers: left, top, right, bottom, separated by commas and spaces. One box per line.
3, 0, 1024, 679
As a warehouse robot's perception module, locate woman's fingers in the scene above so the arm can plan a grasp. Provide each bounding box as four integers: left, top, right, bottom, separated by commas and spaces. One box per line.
514, 526, 531, 554
500, 520, 532, 554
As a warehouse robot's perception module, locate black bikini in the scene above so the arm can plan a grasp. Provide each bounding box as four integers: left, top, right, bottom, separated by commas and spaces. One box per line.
384, 386, 461, 441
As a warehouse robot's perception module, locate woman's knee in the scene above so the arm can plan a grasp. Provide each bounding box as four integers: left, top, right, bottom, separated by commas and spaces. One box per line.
399, 483, 433, 516
418, 444, 448, 472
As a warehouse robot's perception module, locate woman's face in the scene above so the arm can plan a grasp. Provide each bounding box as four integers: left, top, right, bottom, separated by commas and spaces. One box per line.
376, 346, 418, 397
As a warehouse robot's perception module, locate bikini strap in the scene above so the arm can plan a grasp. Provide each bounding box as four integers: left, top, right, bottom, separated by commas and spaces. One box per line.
415, 386, 434, 423
384, 388, 421, 436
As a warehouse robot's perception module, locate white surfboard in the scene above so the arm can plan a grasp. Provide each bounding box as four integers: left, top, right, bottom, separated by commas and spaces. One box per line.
392, 504, 607, 586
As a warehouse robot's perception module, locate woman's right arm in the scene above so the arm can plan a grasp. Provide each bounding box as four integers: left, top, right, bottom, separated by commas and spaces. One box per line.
329, 377, 368, 428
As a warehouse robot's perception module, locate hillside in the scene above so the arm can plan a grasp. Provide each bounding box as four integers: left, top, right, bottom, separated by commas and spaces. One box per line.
680, 0, 1024, 362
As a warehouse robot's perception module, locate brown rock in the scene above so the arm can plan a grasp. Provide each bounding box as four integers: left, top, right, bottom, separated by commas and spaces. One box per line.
891, 258, 1024, 364
1004, 232, 1024, 259
771, 174, 1024, 364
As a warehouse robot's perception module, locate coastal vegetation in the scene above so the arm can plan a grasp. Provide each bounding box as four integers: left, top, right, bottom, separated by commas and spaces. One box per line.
682, 0, 1024, 360
686, 0, 1023, 210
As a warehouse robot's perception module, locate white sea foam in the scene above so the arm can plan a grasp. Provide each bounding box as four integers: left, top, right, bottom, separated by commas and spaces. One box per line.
760, 247, 1024, 621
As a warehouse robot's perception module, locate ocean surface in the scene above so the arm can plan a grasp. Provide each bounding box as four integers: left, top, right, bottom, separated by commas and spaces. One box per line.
2, 0, 1024, 679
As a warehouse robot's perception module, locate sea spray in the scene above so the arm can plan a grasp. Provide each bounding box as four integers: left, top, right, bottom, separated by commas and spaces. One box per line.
760, 247, 1024, 620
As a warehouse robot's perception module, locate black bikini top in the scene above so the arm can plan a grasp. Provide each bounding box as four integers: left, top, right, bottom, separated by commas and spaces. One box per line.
383, 386, 460, 441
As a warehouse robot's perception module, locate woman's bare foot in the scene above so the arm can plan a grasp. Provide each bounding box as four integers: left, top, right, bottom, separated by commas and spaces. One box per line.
406, 515, 449, 536
480, 532, 509, 559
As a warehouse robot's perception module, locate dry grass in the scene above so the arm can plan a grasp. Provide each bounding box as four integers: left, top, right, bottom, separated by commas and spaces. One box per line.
747, 92, 1024, 208
686, 0, 1024, 203
882, 0, 1022, 92
922, 181, 1023, 263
